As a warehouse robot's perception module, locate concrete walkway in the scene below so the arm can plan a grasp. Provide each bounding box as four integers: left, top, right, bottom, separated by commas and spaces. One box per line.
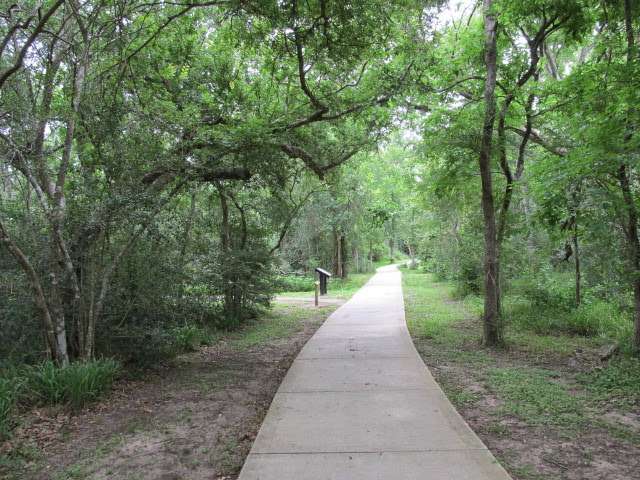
238, 265, 512, 479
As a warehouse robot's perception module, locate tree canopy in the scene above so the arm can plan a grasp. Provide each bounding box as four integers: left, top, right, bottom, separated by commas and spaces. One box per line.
1, 0, 639, 371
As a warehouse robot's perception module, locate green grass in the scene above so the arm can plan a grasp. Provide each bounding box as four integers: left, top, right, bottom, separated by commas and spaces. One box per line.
487, 368, 585, 427
208, 305, 336, 350
403, 270, 477, 347
580, 357, 640, 407
0, 376, 21, 438
373, 255, 405, 269
0, 441, 42, 480
278, 272, 374, 299
274, 275, 316, 293
47, 433, 125, 480
437, 378, 481, 409
402, 269, 640, 478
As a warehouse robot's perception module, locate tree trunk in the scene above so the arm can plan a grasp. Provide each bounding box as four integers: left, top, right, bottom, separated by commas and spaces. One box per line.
340, 235, 347, 278
48, 241, 71, 365
217, 185, 239, 321
622, 0, 640, 351
388, 215, 396, 259
354, 247, 360, 273
496, 96, 515, 247
334, 229, 343, 278
0, 220, 67, 364
181, 191, 197, 260
617, 164, 640, 350
478, 0, 502, 347
573, 216, 581, 307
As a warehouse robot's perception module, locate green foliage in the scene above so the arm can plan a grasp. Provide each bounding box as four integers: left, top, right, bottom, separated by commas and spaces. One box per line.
24, 360, 121, 410
505, 273, 630, 340
567, 301, 628, 337
327, 274, 375, 298
274, 275, 316, 293
454, 255, 483, 298
403, 270, 476, 347
172, 325, 211, 352
581, 357, 640, 406
211, 245, 276, 328
511, 273, 575, 311
0, 376, 21, 438
487, 368, 585, 427
98, 327, 177, 368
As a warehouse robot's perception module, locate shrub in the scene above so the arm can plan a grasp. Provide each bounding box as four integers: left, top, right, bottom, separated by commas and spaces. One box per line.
25, 359, 121, 410
172, 324, 211, 352
99, 326, 177, 368
457, 257, 482, 296
566, 300, 626, 337
0, 376, 21, 438
514, 274, 574, 311
210, 245, 276, 328
274, 274, 316, 293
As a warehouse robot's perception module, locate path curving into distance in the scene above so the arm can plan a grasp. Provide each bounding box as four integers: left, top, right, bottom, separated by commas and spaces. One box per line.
237, 265, 512, 480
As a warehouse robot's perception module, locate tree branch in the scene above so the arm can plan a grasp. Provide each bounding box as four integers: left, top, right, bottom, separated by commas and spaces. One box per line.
0, 0, 65, 90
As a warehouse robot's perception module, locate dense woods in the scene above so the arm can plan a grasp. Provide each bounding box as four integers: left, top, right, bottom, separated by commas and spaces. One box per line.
1, 0, 640, 476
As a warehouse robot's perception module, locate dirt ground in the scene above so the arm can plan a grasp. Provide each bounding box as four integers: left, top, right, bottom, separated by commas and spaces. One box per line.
4, 304, 338, 480
413, 320, 640, 480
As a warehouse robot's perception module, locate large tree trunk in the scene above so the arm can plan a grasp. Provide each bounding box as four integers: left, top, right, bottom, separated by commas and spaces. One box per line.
478, 0, 502, 347
388, 215, 396, 259
217, 185, 239, 321
569, 187, 582, 307
181, 191, 197, 260
622, 0, 640, 351
333, 229, 344, 278
573, 216, 581, 307
618, 164, 640, 350
340, 235, 348, 278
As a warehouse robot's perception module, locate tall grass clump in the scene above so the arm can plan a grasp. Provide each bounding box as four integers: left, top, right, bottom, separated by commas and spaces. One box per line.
0, 376, 21, 438
25, 359, 121, 410
566, 300, 627, 337
172, 324, 212, 352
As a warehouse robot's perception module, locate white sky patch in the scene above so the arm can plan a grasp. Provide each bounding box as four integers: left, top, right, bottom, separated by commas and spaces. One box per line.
429, 0, 478, 31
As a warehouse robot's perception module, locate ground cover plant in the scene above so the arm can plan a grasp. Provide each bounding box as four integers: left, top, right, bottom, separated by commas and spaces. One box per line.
403, 268, 640, 479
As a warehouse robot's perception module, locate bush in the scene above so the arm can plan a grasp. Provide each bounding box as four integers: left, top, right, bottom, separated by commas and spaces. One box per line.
0, 376, 21, 438
98, 325, 178, 368
209, 245, 276, 328
566, 300, 626, 337
25, 359, 121, 410
513, 273, 575, 311
274, 274, 316, 293
172, 324, 211, 352
505, 285, 629, 339
453, 257, 481, 298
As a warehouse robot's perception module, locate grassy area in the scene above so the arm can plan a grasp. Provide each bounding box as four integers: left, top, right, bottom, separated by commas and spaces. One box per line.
277, 272, 374, 299
402, 269, 640, 480
210, 304, 336, 349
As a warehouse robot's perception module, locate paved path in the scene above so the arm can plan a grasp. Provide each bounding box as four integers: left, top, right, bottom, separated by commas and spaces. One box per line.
238, 265, 512, 479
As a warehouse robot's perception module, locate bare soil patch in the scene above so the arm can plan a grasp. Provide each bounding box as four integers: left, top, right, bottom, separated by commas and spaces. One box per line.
274, 296, 345, 308
4, 304, 334, 480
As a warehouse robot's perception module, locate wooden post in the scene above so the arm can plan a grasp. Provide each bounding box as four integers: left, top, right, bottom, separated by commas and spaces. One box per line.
314, 281, 320, 307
